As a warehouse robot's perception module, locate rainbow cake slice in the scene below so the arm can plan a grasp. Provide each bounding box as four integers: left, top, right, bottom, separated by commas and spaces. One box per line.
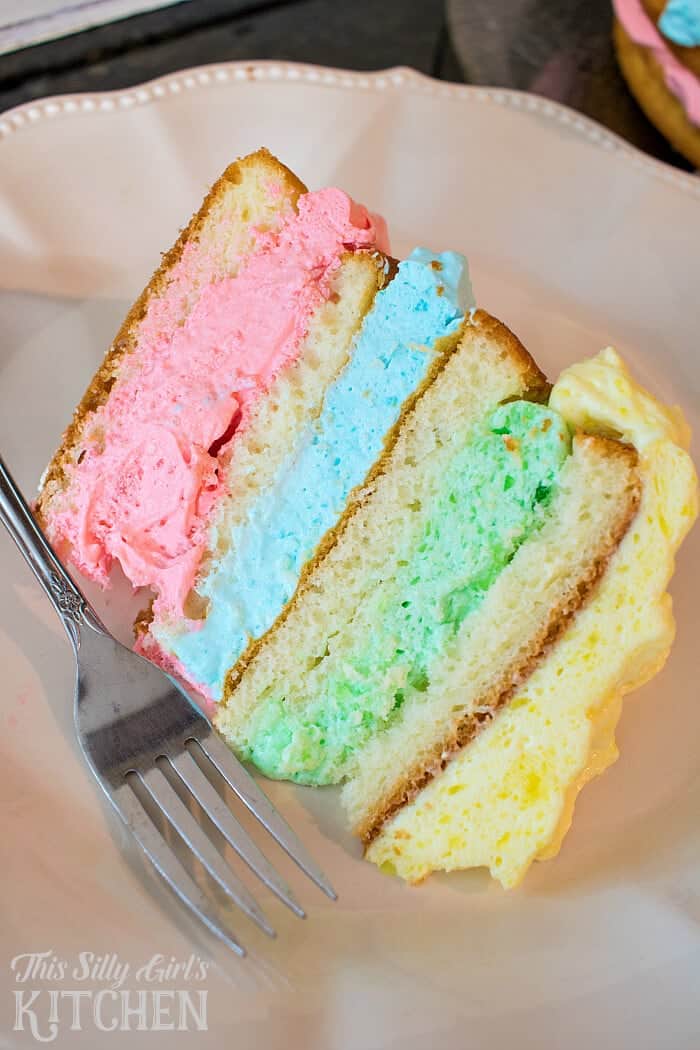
37, 149, 474, 702
39, 148, 697, 888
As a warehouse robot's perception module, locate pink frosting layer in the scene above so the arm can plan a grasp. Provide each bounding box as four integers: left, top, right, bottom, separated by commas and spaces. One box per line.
614, 0, 700, 125
51, 187, 384, 618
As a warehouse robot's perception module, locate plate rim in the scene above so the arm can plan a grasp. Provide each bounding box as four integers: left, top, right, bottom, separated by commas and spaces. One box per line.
1, 55, 699, 1049
0, 59, 698, 199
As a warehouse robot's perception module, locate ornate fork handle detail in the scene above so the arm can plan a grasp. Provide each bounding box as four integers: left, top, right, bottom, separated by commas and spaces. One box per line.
0, 455, 103, 642
48, 570, 86, 620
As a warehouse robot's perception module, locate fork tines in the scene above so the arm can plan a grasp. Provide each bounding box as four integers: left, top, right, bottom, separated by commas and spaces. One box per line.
112, 728, 335, 956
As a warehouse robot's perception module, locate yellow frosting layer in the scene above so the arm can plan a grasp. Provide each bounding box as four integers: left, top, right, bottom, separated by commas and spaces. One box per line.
366, 348, 698, 887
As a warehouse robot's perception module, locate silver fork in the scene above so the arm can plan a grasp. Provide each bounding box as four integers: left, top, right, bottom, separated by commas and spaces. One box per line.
0, 454, 335, 955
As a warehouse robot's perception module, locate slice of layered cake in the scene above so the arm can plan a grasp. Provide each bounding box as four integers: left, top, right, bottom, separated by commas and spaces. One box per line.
39, 148, 697, 887
37, 149, 474, 701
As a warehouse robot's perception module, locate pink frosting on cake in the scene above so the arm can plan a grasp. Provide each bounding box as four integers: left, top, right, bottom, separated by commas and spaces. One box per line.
49, 187, 384, 618
614, 0, 700, 125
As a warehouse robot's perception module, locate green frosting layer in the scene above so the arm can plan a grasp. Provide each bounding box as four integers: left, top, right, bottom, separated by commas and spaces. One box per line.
241, 400, 571, 783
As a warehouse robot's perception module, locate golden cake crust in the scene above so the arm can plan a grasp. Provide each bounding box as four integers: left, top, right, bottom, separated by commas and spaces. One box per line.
642, 0, 669, 17
35, 149, 307, 526
358, 434, 641, 845
614, 18, 700, 166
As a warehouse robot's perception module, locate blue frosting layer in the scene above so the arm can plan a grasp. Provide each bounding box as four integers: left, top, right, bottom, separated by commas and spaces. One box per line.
157, 249, 474, 697
660, 0, 700, 46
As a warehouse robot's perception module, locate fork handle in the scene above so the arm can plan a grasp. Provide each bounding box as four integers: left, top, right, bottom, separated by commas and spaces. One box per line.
0, 454, 104, 642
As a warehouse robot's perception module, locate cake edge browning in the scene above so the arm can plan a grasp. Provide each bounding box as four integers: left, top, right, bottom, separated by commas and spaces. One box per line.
358, 434, 642, 847
220, 310, 550, 704
35, 148, 307, 525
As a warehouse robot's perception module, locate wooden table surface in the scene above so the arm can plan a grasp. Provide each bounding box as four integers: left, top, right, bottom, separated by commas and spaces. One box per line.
0, 0, 692, 171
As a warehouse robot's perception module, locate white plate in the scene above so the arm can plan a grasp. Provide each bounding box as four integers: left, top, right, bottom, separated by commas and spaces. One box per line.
1, 63, 698, 1050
